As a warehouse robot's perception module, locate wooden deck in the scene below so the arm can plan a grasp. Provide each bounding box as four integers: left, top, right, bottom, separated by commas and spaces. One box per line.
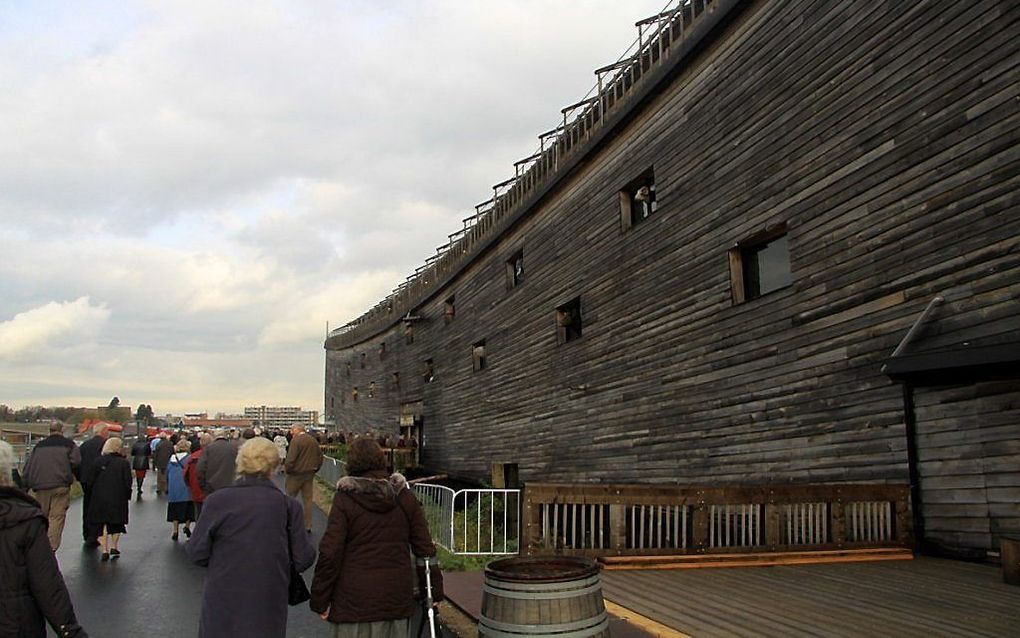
600, 557, 1020, 637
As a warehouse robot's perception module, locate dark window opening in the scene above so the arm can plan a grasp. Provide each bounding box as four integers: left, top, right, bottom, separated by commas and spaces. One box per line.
472, 340, 487, 372
379, 342, 386, 358
423, 359, 434, 383
368, 382, 375, 398
392, 372, 400, 388
345, 361, 351, 377
330, 397, 335, 408
444, 296, 456, 324
556, 298, 583, 344
360, 353, 366, 368
352, 387, 359, 402
506, 249, 524, 289
729, 227, 792, 303
405, 324, 414, 345
620, 168, 657, 232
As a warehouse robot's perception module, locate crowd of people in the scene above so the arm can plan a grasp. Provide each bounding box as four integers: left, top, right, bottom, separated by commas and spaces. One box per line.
0, 422, 443, 638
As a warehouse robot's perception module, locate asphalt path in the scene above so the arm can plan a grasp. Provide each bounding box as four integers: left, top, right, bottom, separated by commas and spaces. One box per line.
48, 472, 415, 637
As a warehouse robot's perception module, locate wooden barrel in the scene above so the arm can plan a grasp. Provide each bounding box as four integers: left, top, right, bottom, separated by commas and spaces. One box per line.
479, 557, 610, 638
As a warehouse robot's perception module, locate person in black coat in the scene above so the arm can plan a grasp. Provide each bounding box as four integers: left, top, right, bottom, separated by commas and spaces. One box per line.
76, 424, 108, 546
0, 440, 88, 638
84, 437, 132, 561
129, 437, 150, 499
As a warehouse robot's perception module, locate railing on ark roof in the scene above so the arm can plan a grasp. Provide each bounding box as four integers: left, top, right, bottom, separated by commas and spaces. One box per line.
326, 0, 717, 350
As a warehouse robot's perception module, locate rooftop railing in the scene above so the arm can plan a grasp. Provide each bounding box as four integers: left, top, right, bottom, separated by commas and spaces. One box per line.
327, 0, 718, 350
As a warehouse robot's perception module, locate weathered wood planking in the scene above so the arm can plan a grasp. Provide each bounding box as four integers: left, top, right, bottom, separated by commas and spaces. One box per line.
325, 0, 1020, 553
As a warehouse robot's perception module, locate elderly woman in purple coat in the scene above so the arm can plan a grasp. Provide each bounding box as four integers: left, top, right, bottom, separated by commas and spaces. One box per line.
186, 437, 316, 638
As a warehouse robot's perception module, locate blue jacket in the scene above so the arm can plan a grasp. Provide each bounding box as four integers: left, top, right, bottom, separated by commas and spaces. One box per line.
167, 453, 191, 503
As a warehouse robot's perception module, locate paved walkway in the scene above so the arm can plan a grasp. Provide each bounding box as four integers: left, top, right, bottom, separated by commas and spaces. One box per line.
49, 473, 427, 637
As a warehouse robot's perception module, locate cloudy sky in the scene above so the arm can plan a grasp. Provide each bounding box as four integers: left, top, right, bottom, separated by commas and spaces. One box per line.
0, 0, 667, 415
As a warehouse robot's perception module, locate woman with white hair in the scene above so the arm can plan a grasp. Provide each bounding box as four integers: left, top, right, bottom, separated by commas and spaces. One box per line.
187, 437, 316, 638
84, 437, 132, 561
0, 440, 88, 637
166, 439, 195, 541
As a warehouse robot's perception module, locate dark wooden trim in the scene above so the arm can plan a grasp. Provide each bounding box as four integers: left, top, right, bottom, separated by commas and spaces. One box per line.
883, 343, 1020, 383
901, 383, 924, 553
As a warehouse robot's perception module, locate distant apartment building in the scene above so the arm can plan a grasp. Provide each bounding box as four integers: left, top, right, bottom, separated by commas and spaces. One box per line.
243, 406, 318, 430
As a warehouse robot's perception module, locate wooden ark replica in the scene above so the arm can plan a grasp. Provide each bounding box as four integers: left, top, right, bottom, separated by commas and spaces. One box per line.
325, 0, 1020, 559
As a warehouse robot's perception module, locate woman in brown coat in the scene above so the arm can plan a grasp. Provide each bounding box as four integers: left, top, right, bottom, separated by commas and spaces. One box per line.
310, 437, 442, 638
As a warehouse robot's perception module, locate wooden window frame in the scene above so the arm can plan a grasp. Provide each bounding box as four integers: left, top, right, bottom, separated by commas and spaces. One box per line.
619, 167, 657, 233
728, 223, 790, 304
505, 248, 525, 290
556, 297, 583, 345
444, 296, 456, 324
472, 340, 487, 372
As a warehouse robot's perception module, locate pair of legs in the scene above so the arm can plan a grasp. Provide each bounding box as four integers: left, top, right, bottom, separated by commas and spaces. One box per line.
135, 471, 146, 498
170, 518, 192, 540
99, 524, 121, 560
285, 472, 315, 531
34, 486, 70, 550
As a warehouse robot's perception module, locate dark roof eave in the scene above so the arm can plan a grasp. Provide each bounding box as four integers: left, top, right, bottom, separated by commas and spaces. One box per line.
882, 342, 1020, 384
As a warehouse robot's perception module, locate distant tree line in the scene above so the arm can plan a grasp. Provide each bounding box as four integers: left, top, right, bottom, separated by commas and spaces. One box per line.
1, 399, 160, 426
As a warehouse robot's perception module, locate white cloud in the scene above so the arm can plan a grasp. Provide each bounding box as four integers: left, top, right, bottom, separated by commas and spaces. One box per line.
0, 0, 669, 413
0, 297, 110, 360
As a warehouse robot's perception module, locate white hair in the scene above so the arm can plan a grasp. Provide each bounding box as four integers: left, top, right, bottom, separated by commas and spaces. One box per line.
235, 438, 280, 477
0, 441, 16, 488
101, 437, 124, 456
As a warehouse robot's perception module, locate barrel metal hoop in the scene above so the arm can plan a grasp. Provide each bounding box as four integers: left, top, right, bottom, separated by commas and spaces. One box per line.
486, 575, 601, 592
480, 611, 609, 634
479, 616, 610, 638
482, 582, 603, 600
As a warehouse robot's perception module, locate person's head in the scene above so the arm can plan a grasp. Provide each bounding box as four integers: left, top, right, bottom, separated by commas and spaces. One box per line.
235, 437, 279, 479
175, 439, 191, 453
242, 428, 256, 440
346, 436, 387, 476
48, 422, 63, 435
213, 428, 227, 440
0, 440, 16, 488
101, 437, 124, 456
290, 423, 306, 438
93, 423, 109, 438
199, 433, 213, 447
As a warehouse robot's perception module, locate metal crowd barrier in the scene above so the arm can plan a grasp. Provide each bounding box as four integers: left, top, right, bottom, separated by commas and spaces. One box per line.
413, 483, 520, 556
317, 456, 347, 487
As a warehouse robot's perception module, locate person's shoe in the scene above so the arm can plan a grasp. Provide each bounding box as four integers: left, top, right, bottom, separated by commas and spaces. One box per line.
110, 549, 120, 559
101, 552, 110, 561
171, 532, 179, 541
183, 526, 192, 538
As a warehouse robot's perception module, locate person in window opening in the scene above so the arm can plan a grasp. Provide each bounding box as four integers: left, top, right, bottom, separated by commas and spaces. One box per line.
310, 437, 443, 637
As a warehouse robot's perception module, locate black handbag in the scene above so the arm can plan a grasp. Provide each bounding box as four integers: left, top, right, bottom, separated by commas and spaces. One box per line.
284, 495, 311, 606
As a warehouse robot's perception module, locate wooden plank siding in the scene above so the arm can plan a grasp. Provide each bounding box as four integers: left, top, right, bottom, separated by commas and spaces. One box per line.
913, 380, 1020, 555
325, 0, 1020, 524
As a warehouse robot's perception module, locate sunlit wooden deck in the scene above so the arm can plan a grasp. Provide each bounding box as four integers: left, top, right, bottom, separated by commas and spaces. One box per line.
600, 556, 1020, 637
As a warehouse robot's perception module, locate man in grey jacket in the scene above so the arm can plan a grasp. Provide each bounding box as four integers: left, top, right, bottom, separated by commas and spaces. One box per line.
23, 422, 81, 550
197, 430, 237, 497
